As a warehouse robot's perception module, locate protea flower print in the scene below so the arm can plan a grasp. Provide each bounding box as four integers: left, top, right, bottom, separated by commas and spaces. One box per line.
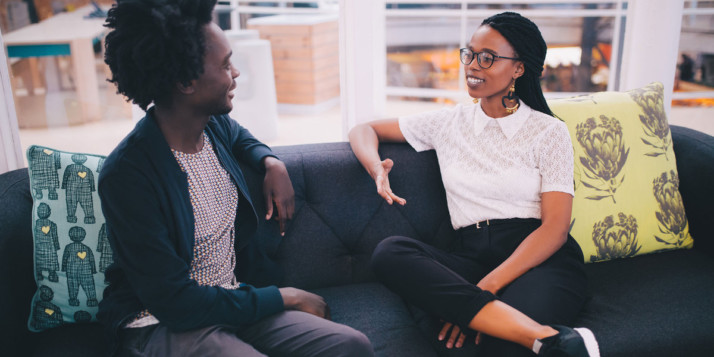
575, 115, 629, 203
591, 213, 640, 262
653, 170, 692, 247
629, 82, 670, 159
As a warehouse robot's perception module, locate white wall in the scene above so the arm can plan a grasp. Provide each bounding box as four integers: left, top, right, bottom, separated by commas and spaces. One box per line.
0, 34, 24, 174
339, 0, 386, 135
619, 0, 684, 116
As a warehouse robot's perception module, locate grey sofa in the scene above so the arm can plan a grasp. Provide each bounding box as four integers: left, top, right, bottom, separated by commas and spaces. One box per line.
1, 125, 713, 356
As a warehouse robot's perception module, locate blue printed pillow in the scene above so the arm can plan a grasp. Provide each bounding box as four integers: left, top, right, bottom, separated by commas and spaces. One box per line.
26, 145, 112, 331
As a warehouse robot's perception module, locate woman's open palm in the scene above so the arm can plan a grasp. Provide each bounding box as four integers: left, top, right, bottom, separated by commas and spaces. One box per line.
372, 158, 406, 206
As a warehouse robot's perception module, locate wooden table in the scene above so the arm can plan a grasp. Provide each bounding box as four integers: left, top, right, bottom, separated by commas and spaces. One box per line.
3, 5, 108, 124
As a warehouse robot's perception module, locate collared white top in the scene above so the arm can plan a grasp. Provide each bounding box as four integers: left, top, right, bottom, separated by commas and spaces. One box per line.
398, 100, 574, 230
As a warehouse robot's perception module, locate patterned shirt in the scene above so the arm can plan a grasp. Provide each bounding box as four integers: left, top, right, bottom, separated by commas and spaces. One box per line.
399, 100, 574, 229
126, 132, 240, 328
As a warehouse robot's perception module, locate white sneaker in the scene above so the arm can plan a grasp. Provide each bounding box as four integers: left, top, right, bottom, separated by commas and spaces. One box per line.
534, 325, 600, 357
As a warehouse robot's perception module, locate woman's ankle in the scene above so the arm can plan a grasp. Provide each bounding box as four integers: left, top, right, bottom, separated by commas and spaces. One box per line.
536, 325, 559, 340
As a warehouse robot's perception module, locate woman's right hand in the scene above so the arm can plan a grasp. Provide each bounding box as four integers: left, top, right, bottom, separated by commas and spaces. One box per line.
371, 158, 406, 206
348, 119, 407, 205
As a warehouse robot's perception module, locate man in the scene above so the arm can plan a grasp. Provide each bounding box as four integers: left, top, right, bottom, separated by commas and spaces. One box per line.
98, 1, 373, 356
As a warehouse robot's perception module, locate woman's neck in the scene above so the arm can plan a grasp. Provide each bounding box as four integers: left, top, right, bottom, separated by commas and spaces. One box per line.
479, 97, 514, 118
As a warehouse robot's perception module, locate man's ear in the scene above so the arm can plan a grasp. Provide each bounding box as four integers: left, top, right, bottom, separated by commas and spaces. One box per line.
176, 80, 196, 95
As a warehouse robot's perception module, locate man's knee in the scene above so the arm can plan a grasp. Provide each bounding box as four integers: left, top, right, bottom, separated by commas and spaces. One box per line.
328, 326, 373, 357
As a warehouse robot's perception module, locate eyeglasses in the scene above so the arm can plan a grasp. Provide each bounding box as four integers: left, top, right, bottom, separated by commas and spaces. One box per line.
459, 48, 520, 69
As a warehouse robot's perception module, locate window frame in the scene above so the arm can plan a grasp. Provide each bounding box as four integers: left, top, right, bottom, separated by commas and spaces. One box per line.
381, 0, 629, 101
673, 2, 714, 101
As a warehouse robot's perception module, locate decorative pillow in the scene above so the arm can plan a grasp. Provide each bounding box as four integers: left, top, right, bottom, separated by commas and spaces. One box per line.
549, 82, 693, 263
26, 145, 111, 331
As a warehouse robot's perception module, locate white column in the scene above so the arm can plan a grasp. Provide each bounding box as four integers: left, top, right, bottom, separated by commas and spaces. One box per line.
339, 0, 386, 139
619, 0, 684, 116
0, 34, 24, 173
229, 0, 240, 31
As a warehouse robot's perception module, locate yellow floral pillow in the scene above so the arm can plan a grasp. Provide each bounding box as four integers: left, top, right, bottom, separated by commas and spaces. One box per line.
549, 82, 693, 263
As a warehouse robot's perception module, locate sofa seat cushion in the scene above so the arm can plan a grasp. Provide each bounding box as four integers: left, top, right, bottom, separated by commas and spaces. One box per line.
312, 282, 437, 357
30, 323, 105, 356
577, 249, 714, 357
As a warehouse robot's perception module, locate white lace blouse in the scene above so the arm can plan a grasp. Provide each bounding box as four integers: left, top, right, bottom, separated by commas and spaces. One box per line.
398, 100, 574, 230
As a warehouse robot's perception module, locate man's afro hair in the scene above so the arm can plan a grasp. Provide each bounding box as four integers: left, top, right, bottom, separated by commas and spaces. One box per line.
104, 0, 217, 110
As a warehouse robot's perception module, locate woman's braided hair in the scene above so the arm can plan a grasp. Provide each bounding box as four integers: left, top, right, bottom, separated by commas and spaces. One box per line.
104, 0, 217, 110
481, 12, 552, 116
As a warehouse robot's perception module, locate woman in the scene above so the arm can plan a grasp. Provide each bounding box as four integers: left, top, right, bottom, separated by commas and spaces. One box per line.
349, 12, 598, 357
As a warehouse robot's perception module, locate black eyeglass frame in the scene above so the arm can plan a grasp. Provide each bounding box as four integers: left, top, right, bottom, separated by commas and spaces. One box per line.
459, 48, 520, 69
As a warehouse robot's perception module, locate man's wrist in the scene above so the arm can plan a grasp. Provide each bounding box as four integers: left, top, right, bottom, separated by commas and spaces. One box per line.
262, 156, 283, 170
279, 287, 298, 309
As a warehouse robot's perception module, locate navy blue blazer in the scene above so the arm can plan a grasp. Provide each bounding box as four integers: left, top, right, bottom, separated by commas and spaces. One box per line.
97, 108, 284, 349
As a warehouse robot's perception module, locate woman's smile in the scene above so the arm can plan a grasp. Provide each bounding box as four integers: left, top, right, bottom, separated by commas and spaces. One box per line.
466, 75, 485, 88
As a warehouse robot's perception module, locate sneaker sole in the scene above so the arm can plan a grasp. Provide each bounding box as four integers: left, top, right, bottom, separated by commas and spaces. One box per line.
574, 328, 601, 357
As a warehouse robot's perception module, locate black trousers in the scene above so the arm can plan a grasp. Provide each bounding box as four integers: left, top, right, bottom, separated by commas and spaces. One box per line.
371, 218, 587, 357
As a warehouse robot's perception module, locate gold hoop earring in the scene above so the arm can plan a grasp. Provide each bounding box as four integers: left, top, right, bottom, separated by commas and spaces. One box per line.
472, 98, 480, 104
502, 82, 519, 114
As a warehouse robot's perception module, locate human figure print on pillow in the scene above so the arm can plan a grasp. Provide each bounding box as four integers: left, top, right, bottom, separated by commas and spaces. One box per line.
97, 157, 105, 173
74, 310, 92, 323
26, 146, 111, 332
62, 226, 98, 307
97, 223, 113, 281
34, 203, 60, 282
62, 154, 96, 224
31, 285, 64, 330
29, 146, 61, 200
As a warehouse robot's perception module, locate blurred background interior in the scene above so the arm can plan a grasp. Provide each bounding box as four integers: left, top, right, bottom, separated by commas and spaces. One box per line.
1, 0, 713, 166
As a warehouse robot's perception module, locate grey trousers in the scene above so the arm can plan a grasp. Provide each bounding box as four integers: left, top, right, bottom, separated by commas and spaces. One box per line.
117, 311, 374, 357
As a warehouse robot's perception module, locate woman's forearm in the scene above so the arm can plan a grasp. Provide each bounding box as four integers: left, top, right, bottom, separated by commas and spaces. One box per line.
479, 225, 567, 293
349, 124, 383, 179
479, 191, 574, 293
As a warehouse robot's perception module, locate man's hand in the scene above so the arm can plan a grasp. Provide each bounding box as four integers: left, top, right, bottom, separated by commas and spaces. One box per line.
279, 287, 331, 320
263, 157, 295, 236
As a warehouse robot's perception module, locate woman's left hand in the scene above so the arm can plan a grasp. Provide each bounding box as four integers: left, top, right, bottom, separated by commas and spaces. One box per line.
263, 157, 295, 236
439, 321, 467, 349
439, 320, 485, 348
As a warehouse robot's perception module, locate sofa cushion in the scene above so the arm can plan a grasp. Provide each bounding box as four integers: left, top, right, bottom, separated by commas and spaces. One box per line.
312, 282, 437, 357
0, 168, 36, 354
577, 249, 714, 357
268, 143, 458, 289
28, 323, 105, 356
549, 82, 693, 263
25, 146, 110, 331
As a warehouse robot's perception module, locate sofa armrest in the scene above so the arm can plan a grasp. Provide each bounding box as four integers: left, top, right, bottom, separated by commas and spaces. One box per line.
671, 125, 714, 257
0, 168, 37, 352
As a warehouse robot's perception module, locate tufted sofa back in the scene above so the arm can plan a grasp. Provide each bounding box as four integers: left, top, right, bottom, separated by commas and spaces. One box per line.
244, 142, 459, 290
